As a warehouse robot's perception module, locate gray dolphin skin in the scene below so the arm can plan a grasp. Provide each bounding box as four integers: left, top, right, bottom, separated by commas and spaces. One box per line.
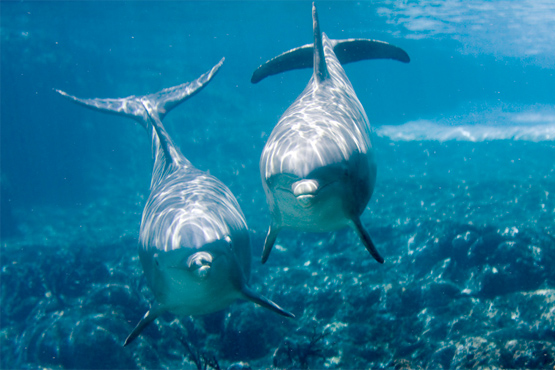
252, 4, 410, 264
56, 58, 293, 347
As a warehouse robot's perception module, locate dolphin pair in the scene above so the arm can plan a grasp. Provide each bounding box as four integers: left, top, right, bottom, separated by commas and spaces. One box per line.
57, 2, 409, 346
252, 4, 410, 264
56, 58, 293, 346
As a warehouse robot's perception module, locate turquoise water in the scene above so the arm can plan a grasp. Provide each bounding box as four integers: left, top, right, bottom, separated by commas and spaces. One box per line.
1, 1, 554, 369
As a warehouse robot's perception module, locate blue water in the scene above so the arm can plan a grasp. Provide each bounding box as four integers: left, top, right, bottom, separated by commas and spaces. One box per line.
1, 1, 554, 369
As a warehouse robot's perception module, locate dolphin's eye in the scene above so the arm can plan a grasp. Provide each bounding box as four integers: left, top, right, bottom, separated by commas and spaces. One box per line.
224, 235, 233, 250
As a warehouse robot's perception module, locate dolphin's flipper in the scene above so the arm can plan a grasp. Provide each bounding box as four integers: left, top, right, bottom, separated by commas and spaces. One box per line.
352, 218, 384, 264
123, 303, 166, 346
241, 286, 295, 318
261, 224, 281, 264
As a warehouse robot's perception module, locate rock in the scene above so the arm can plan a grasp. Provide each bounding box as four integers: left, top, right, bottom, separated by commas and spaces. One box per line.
501, 340, 555, 369
478, 260, 545, 298
227, 362, 252, 370
467, 232, 504, 265
451, 230, 479, 263
428, 345, 456, 369
451, 337, 501, 368
394, 358, 423, 370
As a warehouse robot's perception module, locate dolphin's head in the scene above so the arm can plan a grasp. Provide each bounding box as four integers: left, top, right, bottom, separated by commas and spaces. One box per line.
141, 234, 248, 316
139, 203, 252, 312
264, 161, 365, 232
140, 230, 294, 319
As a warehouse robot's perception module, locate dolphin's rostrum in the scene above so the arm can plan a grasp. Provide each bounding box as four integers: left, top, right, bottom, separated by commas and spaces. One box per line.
56, 58, 293, 346
252, 4, 410, 264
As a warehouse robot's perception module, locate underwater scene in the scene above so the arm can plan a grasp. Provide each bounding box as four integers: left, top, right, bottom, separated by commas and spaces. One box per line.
1, 1, 554, 369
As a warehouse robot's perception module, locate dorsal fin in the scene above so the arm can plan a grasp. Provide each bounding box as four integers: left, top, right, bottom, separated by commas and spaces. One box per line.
55, 58, 224, 167
312, 3, 329, 83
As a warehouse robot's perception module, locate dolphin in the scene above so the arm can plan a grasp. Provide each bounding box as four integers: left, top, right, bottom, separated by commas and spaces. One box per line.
56, 58, 293, 346
252, 4, 410, 264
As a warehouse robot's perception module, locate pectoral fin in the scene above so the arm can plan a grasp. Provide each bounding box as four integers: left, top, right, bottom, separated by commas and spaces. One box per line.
352, 218, 384, 264
261, 223, 281, 264
123, 303, 166, 346
241, 286, 295, 318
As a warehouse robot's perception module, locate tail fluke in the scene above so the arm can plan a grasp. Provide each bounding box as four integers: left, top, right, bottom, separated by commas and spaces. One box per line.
143, 57, 224, 122
251, 39, 409, 84
251, 44, 313, 84
251, 2, 409, 84
55, 58, 225, 128
55, 89, 147, 122
55, 58, 225, 168
332, 39, 410, 65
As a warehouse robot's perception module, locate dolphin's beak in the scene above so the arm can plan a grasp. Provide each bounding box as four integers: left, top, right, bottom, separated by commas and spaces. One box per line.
187, 251, 213, 279
292, 179, 319, 208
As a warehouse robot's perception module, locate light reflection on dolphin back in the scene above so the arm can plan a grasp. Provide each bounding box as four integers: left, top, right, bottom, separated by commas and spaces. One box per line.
253, 3, 409, 264
139, 170, 247, 254
56, 58, 293, 347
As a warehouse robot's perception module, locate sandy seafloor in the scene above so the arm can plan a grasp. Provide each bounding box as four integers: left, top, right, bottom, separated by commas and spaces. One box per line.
1, 1, 555, 369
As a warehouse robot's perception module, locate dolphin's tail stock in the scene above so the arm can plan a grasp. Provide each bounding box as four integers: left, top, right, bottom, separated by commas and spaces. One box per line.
251, 3, 409, 84
55, 58, 224, 169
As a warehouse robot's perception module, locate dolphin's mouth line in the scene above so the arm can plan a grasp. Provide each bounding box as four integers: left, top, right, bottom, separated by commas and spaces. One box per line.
295, 193, 316, 208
